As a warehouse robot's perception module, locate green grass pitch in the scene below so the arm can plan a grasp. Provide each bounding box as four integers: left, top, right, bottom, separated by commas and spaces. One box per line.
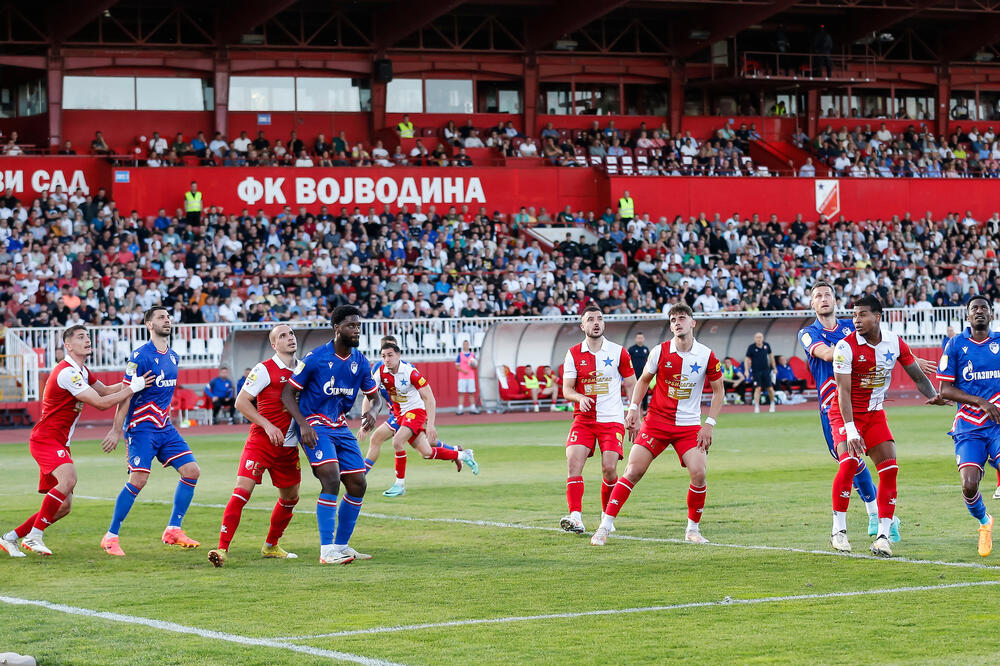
3, 407, 1000, 664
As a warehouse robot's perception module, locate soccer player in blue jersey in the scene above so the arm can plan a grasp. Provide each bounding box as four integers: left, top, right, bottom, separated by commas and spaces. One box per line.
281, 305, 381, 565
99, 307, 201, 556
360, 334, 463, 497
937, 296, 1000, 556
799, 281, 895, 541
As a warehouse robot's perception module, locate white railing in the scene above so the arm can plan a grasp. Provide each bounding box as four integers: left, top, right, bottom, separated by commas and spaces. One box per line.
8, 306, 987, 373
4, 328, 40, 401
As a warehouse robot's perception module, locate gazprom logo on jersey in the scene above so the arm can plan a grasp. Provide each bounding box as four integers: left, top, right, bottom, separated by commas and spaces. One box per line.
322, 376, 354, 397
155, 371, 177, 388
962, 361, 1000, 382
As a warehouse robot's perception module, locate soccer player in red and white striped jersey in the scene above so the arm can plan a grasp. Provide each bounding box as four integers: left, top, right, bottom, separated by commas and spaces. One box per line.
827, 295, 948, 557
560, 305, 636, 534
592, 303, 724, 546
208, 324, 302, 567
0, 326, 151, 558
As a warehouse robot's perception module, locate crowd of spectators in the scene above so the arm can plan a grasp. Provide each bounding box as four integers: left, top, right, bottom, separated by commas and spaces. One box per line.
803, 122, 1000, 178
2, 182, 1000, 331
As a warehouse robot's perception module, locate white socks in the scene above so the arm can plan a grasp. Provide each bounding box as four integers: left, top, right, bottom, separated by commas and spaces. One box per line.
600, 514, 614, 530
687, 519, 700, 533
570, 511, 582, 523
864, 500, 878, 517
26, 528, 43, 539
878, 517, 892, 537
832, 511, 847, 534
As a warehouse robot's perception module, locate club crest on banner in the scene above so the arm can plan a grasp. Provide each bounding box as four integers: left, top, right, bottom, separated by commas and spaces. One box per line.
815, 179, 840, 218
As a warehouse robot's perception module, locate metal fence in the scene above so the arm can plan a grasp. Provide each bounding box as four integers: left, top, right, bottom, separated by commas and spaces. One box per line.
6, 306, 990, 374
2, 331, 40, 401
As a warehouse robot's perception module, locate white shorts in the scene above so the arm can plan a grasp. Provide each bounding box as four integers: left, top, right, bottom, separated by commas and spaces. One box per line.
457, 378, 477, 393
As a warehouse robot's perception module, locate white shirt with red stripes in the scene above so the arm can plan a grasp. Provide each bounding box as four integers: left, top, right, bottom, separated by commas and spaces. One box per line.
644, 338, 722, 427
30, 357, 96, 448
378, 361, 429, 414
562, 337, 635, 425
831, 329, 914, 413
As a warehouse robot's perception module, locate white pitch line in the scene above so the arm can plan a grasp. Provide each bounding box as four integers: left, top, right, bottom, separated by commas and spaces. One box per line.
74, 495, 1000, 570
277, 580, 1000, 640
0, 594, 404, 666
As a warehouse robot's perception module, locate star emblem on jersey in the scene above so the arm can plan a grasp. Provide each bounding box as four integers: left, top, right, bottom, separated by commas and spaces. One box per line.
400, 377, 408, 386
603, 358, 614, 367
883, 350, 895, 362
689, 362, 702, 373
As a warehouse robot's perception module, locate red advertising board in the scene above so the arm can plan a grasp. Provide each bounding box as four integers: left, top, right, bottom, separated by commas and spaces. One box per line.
0, 157, 112, 200
110, 166, 604, 217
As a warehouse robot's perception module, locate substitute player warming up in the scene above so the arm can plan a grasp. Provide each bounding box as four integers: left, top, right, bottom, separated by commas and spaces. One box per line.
593, 304, 724, 546
100, 307, 203, 556
828, 295, 949, 557
936, 296, 1000, 557
282, 306, 381, 565
0, 326, 151, 557
560, 305, 636, 534
208, 324, 302, 567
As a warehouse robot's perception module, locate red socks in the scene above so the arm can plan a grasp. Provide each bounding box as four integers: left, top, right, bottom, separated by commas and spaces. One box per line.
602, 477, 617, 512
33, 489, 66, 532
394, 450, 407, 480
832, 453, 859, 512
266, 497, 298, 546
687, 484, 706, 522
430, 446, 458, 461
876, 458, 898, 519
219, 487, 251, 550
15, 513, 39, 538
566, 476, 584, 513
604, 478, 634, 518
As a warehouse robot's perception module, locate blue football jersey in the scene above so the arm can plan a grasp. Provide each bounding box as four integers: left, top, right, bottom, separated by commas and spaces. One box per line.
937, 329, 1000, 434
289, 341, 378, 429
798, 318, 855, 408
123, 341, 180, 430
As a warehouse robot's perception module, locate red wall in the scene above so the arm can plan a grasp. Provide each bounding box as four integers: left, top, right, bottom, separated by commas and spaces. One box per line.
227, 112, 370, 148
0, 114, 50, 149
62, 110, 213, 156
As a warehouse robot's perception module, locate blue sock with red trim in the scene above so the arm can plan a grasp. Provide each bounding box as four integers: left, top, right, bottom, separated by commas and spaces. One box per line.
316, 493, 338, 546
334, 494, 363, 548
965, 490, 988, 523
852, 461, 877, 504
109, 483, 140, 535
167, 477, 197, 529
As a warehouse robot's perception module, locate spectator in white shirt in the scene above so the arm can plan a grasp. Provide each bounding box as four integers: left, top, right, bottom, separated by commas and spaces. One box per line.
876, 123, 892, 143
371, 140, 393, 167
209, 132, 228, 158
693, 286, 721, 313
148, 132, 168, 154
518, 137, 538, 157
464, 130, 485, 149
798, 157, 816, 177
232, 131, 252, 155
294, 150, 314, 167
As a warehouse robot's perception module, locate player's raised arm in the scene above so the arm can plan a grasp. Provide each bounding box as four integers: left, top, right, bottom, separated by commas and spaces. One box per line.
898, 338, 950, 405
77, 371, 154, 411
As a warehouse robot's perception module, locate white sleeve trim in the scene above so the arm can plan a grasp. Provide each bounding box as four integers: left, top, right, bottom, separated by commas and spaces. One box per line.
240, 362, 271, 397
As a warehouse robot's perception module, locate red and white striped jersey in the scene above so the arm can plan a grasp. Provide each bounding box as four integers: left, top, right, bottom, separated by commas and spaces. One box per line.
378, 361, 429, 414
240, 354, 297, 447
562, 337, 635, 424
645, 338, 722, 427
29, 357, 97, 448
831, 330, 914, 413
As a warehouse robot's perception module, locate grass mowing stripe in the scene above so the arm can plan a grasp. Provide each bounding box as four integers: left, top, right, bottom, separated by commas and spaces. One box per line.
278, 580, 1000, 640
0, 594, 404, 666
74, 494, 1000, 571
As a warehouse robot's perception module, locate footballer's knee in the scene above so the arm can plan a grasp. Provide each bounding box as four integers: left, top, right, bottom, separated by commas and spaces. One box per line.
178, 462, 200, 480
961, 477, 981, 498
601, 464, 618, 480
129, 472, 150, 490
689, 469, 707, 487
342, 474, 366, 497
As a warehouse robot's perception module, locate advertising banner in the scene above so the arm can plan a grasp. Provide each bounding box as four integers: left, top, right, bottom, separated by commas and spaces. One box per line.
0, 157, 112, 200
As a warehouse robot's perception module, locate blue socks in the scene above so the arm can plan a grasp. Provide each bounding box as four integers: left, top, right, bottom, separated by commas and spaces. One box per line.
168, 477, 198, 528
317, 493, 338, 545
966, 491, 988, 523
853, 461, 877, 504
363, 458, 375, 474
109, 483, 140, 534
437, 440, 457, 451
335, 495, 363, 547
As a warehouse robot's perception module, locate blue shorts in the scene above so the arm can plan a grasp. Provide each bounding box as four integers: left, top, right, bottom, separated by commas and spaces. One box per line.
953, 427, 1000, 471
820, 405, 837, 460
385, 413, 400, 432
303, 424, 366, 475
125, 425, 196, 474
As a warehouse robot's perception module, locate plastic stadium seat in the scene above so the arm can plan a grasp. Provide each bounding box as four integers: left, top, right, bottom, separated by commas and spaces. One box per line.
423, 332, 438, 348
438, 332, 454, 349
207, 338, 224, 357
889, 320, 905, 336
171, 338, 188, 356
357, 334, 369, 353
456, 331, 472, 347
919, 321, 934, 337
605, 155, 620, 174
188, 338, 207, 357
404, 334, 420, 351
621, 154, 635, 175
788, 356, 814, 389
904, 322, 919, 337
933, 320, 947, 336
473, 330, 486, 346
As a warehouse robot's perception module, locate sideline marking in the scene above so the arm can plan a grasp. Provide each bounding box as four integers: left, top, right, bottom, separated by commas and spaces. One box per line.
278, 580, 1000, 640
0, 594, 403, 666
74, 495, 1000, 571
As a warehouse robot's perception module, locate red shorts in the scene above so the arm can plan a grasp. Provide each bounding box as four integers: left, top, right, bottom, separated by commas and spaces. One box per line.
634, 421, 702, 467
238, 436, 302, 488
397, 409, 428, 445
29, 438, 73, 494
828, 409, 893, 453
566, 420, 625, 459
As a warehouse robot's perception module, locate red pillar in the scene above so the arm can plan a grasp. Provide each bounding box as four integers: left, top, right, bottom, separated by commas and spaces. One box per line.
936, 65, 950, 139
46, 51, 63, 152
213, 54, 229, 139
806, 88, 818, 138
523, 56, 538, 138
669, 64, 683, 136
